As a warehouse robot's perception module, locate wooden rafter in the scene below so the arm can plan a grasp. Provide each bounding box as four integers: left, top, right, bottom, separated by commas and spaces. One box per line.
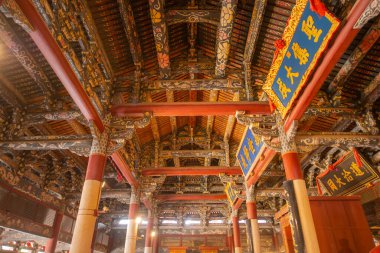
214, 0, 237, 78
118, 0, 143, 67
243, 0, 267, 100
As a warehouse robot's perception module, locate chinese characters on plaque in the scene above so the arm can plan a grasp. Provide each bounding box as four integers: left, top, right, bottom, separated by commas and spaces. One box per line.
225, 182, 238, 205
263, 0, 340, 118
236, 127, 264, 179
317, 150, 380, 196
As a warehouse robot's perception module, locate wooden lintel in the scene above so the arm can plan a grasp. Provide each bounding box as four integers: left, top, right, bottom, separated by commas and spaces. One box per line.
148, 78, 244, 91
111, 101, 272, 117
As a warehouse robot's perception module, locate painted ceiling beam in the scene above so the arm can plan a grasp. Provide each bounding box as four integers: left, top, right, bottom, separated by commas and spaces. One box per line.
243, 0, 267, 64
142, 166, 242, 176
156, 194, 227, 201
13, 0, 139, 189
214, 0, 237, 77
118, 0, 143, 67
160, 149, 225, 158
111, 101, 271, 117
147, 78, 244, 91
243, 0, 267, 100
236, 0, 374, 210
166, 9, 220, 25
149, 0, 171, 79
327, 18, 380, 106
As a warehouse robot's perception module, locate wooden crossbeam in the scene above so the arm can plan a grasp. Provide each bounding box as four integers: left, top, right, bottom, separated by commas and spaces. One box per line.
156, 194, 227, 201
111, 101, 271, 117
147, 78, 244, 91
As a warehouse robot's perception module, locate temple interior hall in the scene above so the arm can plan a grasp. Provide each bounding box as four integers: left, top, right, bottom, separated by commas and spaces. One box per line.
0, 0, 379, 252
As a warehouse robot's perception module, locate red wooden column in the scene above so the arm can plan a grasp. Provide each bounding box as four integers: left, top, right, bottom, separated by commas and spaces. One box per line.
277, 114, 319, 253
45, 212, 63, 253
70, 130, 109, 252
227, 225, 234, 253
144, 211, 154, 253
246, 185, 260, 253
231, 211, 242, 253
124, 187, 140, 253
152, 216, 159, 253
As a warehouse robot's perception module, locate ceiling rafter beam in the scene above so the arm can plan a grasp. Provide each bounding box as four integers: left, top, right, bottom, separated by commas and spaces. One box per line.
214, 0, 237, 77
111, 101, 271, 117
149, 0, 171, 79
328, 17, 380, 106
118, 0, 143, 67
166, 9, 220, 25
243, 0, 267, 100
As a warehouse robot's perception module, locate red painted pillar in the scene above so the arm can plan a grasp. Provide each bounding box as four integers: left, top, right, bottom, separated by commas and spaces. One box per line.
144, 212, 154, 253
277, 114, 319, 253
45, 212, 63, 253
152, 230, 159, 253
227, 225, 234, 253
246, 199, 260, 253
70, 131, 108, 252
232, 211, 241, 253
124, 187, 140, 253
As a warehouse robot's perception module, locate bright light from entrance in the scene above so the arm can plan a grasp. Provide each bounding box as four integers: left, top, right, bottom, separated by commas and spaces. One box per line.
185, 220, 201, 225
1, 246, 14, 251
136, 217, 142, 224
20, 250, 32, 253
209, 219, 224, 224
239, 220, 246, 224
162, 220, 177, 224
141, 219, 148, 225
258, 219, 267, 224
119, 219, 129, 225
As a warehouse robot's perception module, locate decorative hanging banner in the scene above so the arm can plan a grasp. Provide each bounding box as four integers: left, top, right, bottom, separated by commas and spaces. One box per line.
225, 182, 238, 205
236, 126, 264, 179
263, 0, 340, 118
316, 149, 380, 196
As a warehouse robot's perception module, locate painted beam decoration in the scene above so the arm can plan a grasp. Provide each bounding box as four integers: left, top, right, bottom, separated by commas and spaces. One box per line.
236, 126, 264, 179
225, 182, 238, 205
316, 149, 380, 196
263, 0, 340, 118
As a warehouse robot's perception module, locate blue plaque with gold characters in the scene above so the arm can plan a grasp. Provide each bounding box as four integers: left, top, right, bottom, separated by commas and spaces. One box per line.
263, 0, 340, 118
316, 150, 380, 196
236, 126, 264, 179
225, 182, 238, 205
